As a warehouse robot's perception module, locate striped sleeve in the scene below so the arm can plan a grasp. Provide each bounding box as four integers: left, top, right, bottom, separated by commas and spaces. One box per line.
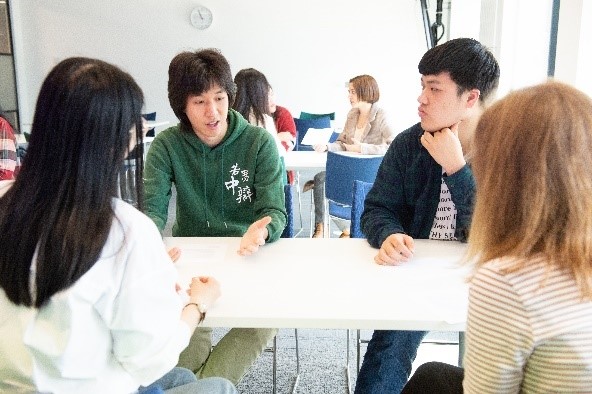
463, 264, 530, 393
463, 259, 592, 393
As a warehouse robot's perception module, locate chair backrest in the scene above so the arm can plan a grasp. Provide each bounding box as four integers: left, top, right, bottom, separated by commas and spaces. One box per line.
281, 184, 294, 238
142, 112, 156, 137
325, 151, 382, 207
299, 111, 336, 121
294, 116, 331, 151
350, 180, 374, 238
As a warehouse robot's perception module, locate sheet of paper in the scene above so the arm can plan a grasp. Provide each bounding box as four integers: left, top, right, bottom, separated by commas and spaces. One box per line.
178, 243, 227, 264
300, 128, 335, 146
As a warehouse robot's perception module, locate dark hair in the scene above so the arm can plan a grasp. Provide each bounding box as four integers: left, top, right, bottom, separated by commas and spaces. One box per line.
0, 57, 144, 307
349, 74, 380, 104
168, 49, 236, 132
418, 38, 500, 102
232, 68, 272, 127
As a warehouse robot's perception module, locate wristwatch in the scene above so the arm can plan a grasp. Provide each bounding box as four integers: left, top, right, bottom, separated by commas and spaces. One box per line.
185, 302, 207, 324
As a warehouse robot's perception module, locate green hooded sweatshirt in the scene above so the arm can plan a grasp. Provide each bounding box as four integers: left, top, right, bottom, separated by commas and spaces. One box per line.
144, 109, 287, 242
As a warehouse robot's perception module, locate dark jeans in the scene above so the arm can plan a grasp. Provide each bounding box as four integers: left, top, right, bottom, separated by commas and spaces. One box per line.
354, 330, 427, 394
401, 361, 464, 394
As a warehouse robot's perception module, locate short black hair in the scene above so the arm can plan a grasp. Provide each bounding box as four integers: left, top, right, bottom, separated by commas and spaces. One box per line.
168, 49, 236, 131
418, 38, 500, 102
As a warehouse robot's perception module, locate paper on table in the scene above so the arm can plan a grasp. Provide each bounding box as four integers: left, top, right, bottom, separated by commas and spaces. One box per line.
178, 243, 227, 264
300, 128, 334, 146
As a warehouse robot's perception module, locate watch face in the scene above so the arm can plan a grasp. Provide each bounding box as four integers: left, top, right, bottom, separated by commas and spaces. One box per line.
190, 6, 213, 30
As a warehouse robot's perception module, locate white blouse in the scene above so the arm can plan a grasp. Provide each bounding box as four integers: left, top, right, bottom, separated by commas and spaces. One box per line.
0, 188, 190, 393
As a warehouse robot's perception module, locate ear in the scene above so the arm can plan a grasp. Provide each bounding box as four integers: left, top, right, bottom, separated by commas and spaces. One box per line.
465, 89, 481, 109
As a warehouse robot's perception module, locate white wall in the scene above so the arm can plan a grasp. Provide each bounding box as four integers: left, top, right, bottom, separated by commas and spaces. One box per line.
9, 0, 436, 134
10, 0, 586, 137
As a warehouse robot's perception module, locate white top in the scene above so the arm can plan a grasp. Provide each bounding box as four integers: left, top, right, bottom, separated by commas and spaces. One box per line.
429, 171, 457, 241
0, 186, 190, 393
249, 112, 285, 157
463, 257, 592, 393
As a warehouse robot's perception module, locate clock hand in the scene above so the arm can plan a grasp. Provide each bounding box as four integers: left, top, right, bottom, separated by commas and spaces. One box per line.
198, 10, 204, 19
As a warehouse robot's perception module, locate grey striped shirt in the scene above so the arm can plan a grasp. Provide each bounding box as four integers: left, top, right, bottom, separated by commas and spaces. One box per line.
463, 257, 592, 393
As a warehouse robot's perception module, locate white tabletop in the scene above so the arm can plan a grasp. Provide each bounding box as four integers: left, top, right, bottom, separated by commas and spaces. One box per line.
284, 151, 327, 172
167, 237, 470, 332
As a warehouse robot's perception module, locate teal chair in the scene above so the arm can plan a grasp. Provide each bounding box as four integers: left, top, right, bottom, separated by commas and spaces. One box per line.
299, 111, 335, 121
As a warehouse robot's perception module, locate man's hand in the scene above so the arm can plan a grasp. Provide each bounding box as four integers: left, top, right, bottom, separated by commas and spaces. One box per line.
374, 233, 415, 266
238, 216, 271, 256
168, 247, 181, 263
420, 122, 465, 175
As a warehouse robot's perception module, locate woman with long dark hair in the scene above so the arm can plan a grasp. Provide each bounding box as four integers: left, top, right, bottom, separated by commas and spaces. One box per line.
0, 57, 234, 394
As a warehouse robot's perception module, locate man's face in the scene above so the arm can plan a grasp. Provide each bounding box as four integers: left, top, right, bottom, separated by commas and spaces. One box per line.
185, 83, 229, 147
417, 72, 471, 132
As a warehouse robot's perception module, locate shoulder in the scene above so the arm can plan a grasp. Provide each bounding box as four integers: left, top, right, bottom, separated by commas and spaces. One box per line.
110, 199, 162, 241
389, 123, 423, 149
276, 106, 292, 118
153, 125, 183, 142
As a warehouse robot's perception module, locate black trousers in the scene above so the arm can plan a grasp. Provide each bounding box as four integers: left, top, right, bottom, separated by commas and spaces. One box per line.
401, 361, 464, 394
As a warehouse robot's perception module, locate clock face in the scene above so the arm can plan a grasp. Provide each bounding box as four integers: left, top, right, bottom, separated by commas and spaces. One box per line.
190, 6, 213, 30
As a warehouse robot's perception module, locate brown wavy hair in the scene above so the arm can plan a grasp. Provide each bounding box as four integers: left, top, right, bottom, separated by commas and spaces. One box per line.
468, 80, 592, 299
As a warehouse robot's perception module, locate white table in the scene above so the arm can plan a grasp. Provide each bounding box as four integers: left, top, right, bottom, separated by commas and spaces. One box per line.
167, 237, 469, 332
284, 151, 327, 172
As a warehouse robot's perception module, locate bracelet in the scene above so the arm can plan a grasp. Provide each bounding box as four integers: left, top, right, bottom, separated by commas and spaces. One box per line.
184, 302, 206, 325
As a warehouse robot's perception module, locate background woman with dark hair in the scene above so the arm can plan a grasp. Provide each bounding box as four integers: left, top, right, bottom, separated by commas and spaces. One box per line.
0, 57, 234, 394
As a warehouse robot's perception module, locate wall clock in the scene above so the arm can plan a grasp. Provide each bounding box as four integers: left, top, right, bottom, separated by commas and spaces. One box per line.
190, 5, 213, 30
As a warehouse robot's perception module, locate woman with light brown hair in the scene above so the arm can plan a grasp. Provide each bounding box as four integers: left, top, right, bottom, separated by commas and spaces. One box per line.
402, 81, 592, 393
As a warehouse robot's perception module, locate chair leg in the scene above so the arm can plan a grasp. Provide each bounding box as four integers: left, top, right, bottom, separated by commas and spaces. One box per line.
346, 329, 353, 394
291, 329, 301, 394
356, 329, 362, 374
458, 331, 465, 367
272, 335, 277, 394
309, 192, 315, 237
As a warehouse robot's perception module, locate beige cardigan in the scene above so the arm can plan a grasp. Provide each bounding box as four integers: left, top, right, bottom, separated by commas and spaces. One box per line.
327, 103, 395, 155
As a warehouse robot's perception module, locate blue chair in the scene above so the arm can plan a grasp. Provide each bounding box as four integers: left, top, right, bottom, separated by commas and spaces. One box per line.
281, 184, 294, 238
350, 180, 374, 239
294, 116, 331, 151
324, 151, 383, 236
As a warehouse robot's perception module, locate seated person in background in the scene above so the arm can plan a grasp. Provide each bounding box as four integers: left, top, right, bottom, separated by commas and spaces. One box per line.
402, 81, 592, 393
269, 88, 297, 184
143, 49, 286, 385
0, 108, 17, 180
0, 57, 235, 394
232, 67, 288, 184
305, 74, 395, 238
269, 90, 296, 152
355, 38, 500, 394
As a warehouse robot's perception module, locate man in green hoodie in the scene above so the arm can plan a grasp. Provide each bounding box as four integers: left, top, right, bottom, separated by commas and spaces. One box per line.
144, 49, 287, 385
